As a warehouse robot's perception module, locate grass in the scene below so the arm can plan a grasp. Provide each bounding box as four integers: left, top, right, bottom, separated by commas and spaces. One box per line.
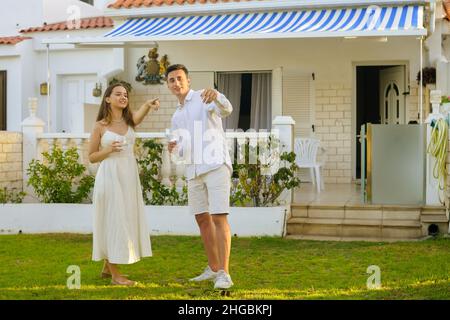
0, 234, 449, 300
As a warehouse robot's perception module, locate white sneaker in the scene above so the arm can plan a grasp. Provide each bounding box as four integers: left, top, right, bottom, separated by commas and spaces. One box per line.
189, 266, 218, 282
214, 270, 234, 289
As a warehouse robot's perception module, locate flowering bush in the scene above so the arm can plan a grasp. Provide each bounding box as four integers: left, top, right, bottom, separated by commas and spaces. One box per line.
137, 137, 300, 207
441, 96, 450, 104
230, 136, 300, 207
27, 147, 94, 203
137, 139, 187, 206
0, 187, 26, 204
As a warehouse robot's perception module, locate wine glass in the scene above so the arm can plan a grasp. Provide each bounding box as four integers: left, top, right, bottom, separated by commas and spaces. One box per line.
115, 135, 127, 151
166, 130, 181, 162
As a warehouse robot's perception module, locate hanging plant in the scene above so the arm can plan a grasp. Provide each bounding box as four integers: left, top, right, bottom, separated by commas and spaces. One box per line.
416, 67, 436, 87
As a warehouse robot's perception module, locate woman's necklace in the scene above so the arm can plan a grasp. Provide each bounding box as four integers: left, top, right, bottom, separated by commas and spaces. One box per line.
112, 118, 124, 123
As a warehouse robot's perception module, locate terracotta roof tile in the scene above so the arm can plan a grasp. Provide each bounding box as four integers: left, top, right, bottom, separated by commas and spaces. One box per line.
20, 17, 114, 33
0, 36, 32, 45
108, 0, 259, 9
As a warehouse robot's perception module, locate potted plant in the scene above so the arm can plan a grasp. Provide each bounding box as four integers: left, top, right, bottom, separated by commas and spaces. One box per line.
417, 67, 436, 87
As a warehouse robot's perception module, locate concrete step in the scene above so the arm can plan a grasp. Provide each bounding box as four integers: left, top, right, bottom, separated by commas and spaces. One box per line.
288, 202, 433, 240
286, 221, 422, 240
285, 234, 422, 242
421, 216, 449, 223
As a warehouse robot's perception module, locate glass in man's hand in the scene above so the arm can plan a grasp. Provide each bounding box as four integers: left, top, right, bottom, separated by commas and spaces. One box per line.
166, 130, 182, 163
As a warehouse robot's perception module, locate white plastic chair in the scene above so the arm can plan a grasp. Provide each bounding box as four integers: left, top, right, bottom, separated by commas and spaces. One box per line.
294, 137, 325, 193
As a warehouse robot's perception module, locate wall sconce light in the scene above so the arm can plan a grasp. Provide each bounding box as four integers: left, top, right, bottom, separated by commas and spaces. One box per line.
40, 82, 49, 96
92, 83, 102, 97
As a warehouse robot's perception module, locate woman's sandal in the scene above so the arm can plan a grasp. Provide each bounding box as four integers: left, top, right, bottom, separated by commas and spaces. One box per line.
101, 272, 129, 279
111, 278, 137, 286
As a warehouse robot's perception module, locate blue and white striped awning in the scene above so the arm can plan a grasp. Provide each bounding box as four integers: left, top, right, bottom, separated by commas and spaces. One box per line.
104, 5, 426, 41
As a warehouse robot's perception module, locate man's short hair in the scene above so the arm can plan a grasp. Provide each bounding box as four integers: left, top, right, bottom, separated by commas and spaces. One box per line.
165, 64, 189, 79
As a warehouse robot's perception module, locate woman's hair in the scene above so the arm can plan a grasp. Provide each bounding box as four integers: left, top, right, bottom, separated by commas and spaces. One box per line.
96, 83, 135, 128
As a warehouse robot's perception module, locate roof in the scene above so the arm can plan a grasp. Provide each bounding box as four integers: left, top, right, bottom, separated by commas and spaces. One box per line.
107, 0, 260, 9
0, 36, 32, 45
20, 17, 114, 33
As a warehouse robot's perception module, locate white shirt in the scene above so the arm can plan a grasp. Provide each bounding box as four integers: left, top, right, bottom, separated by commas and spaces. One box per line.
170, 89, 233, 180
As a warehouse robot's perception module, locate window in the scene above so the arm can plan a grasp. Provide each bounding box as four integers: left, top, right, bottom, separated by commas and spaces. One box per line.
217, 72, 272, 131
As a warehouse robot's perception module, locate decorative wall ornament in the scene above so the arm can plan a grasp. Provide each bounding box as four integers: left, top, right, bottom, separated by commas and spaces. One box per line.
92, 83, 102, 97
40, 82, 49, 95
135, 48, 170, 85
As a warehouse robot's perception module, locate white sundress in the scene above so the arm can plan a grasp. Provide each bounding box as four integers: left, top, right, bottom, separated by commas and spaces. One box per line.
92, 126, 152, 264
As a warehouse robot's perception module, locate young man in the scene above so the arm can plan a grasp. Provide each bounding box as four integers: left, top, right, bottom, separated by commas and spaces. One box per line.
166, 64, 234, 289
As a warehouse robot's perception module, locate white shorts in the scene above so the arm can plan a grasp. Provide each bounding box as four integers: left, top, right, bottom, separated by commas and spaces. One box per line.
188, 165, 231, 215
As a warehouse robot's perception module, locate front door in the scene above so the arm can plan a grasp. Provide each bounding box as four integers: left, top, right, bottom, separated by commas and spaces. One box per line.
379, 66, 406, 124
60, 75, 97, 133
0, 71, 6, 130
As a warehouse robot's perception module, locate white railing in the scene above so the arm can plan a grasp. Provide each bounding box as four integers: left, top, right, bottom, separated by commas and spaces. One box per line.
34, 132, 180, 187
34, 131, 279, 188
21, 98, 295, 202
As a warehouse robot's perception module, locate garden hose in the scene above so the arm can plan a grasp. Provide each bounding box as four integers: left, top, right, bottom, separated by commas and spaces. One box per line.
427, 118, 448, 203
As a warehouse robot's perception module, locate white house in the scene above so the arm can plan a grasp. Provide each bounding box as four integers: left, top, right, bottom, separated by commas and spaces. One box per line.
1, 0, 445, 184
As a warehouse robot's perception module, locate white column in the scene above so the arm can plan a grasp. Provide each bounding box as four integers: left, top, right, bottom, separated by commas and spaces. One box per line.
160, 140, 172, 186
272, 116, 296, 205
21, 98, 45, 199
272, 116, 295, 154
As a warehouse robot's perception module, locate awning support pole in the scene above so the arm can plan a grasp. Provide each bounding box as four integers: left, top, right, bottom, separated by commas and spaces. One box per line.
46, 43, 51, 132
419, 36, 424, 124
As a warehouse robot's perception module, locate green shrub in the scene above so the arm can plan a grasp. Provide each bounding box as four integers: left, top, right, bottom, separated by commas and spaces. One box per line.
0, 187, 26, 204
137, 139, 187, 206
26, 147, 94, 203
231, 136, 300, 207
137, 137, 299, 207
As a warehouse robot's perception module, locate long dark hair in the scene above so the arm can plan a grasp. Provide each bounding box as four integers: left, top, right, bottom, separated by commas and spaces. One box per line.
96, 83, 135, 128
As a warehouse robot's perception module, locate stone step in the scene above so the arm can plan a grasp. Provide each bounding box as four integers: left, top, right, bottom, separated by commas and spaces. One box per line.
421, 206, 446, 213
287, 217, 422, 229
382, 220, 422, 227
421, 216, 449, 223
286, 222, 422, 239
288, 203, 447, 240
288, 217, 382, 226
291, 203, 446, 220
285, 234, 422, 242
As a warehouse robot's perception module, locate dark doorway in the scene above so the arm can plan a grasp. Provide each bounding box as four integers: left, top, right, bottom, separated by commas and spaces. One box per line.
0, 71, 6, 130
356, 66, 382, 179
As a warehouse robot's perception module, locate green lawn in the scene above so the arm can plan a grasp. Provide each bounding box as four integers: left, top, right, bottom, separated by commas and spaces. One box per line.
0, 234, 449, 300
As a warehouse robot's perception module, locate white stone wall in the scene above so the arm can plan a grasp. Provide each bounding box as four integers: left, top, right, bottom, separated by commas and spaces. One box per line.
0, 132, 23, 190
407, 85, 420, 123
314, 82, 352, 183
129, 85, 178, 132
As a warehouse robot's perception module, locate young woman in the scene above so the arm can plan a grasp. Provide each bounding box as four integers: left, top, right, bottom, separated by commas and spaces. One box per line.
88, 83, 159, 286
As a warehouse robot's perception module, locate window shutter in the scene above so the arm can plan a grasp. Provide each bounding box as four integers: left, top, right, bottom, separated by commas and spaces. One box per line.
282, 70, 315, 137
